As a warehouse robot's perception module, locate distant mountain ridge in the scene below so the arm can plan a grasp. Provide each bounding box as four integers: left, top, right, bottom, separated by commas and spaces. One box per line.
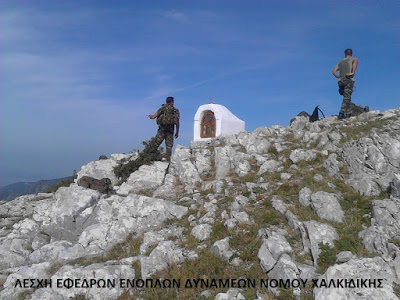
0, 177, 72, 201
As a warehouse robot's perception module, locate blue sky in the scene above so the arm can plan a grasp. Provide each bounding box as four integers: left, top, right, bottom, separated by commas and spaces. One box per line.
1, 0, 399, 186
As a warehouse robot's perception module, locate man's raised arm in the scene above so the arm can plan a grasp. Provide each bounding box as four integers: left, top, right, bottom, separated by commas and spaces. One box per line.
148, 112, 159, 119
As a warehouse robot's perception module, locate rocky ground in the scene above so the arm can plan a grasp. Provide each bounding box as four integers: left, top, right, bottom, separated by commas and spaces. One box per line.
0, 108, 400, 299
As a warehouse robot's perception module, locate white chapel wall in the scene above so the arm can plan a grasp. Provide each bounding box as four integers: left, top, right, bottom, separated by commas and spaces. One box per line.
193, 104, 245, 141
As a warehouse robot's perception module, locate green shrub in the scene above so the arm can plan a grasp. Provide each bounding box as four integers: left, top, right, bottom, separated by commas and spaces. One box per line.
114, 140, 163, 183
45, 170, 77, 193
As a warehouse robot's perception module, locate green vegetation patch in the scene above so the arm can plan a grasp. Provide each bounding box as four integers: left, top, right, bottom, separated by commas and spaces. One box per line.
65, 233, 144, 268
114, 140, 163, 183
45, 171, 77, 193
339, 116, 398, 146
119, 248, 265, 300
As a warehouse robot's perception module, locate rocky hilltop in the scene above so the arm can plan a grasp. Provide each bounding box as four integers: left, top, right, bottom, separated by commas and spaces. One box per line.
0, 108, 400, 300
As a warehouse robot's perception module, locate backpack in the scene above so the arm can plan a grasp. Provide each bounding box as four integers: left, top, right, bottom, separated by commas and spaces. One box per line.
157, 104, 179, 126
309, 105, 325, 122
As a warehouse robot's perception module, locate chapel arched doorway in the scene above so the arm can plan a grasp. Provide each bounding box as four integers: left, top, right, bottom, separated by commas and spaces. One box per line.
200, 111, 216, 138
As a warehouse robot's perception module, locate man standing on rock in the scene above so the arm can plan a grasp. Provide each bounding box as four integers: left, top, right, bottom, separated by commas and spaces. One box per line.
147, 96, 180, 160
332, 48, 359, 119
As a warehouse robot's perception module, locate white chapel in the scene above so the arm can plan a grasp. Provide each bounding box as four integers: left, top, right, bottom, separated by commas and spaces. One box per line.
193, 103, 245, 141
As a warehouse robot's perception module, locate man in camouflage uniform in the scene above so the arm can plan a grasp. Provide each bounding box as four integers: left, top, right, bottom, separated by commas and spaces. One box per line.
147, 96, 180, 160
332, 48, 359, 119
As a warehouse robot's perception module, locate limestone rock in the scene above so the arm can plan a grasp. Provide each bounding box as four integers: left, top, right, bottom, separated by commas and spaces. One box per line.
169, 145, 201, 187
231, 211, 252, 224
323, 153, 344, 179
246, 182, 269, 194
215, 146, 232, 179
193, 148, 212, 176
313, 174, 324, 181
359, 225, 391, 257
303, 220, 338, 265
76, 194, 188, 256
267, 254, 300, 296
140, 241, 198, 278
390, 173, 400, 198
296, 262, 317, 281
44, 184, 101, 222
153, 174, 177, 200
140, 227, 184, 255
211, 237, 233, 261
0, 262, 51, 299
336, 251, 356, 263
0, 193, 53, 219
76, 152, 136, 186
191, 224, 212, 241
342, 134, 400, 196
29, 240, 75, 264
237, 131, 271, 154
0, 218, 39, 269
314, 257, 397, 300
224, 218, 237, 229
264, 232, 293, 259
359, 196, 400, 256
281, 172, 292, 180
215, 288, 246, 300
117, 161, 169, 195
47, 262, 135, 299
258, 232, 292, 273
299, 187, 312, 207
289, 149, 318, 164
257, 160, 282, 175
37, 185, 102, 243
310, 191, 344, 223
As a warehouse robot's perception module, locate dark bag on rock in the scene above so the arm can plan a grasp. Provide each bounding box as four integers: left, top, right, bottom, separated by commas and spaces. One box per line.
290, 106, 325, 124
309, 105, 325, 122
78, 176, 112, 194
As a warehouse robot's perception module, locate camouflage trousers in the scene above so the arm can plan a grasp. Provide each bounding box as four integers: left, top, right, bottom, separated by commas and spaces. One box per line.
147, 125, 174, 158
338, 77, 354, 117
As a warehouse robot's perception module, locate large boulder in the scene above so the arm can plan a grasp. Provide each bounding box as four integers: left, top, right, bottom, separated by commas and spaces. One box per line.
38, 185, 101, 242
117, 161, 169, 196
323, 153, 344, 179
310, 191, 344, 223
258, 232, 293, 273
77, 153, 137, 186
211, 237, 233, 261
289, 149, 318, 164
0, 262, 51, 299
359, 196, 400, 256
343, 133, 400, 196
390, 174, 400, 199
0, 218, 39, 269
169, 145, 201, 187
30, 194, 188, 263
314, 257, 397, 300
140, 241, 198, 278
302, 221, 338, 265
191, 224, 212, 241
